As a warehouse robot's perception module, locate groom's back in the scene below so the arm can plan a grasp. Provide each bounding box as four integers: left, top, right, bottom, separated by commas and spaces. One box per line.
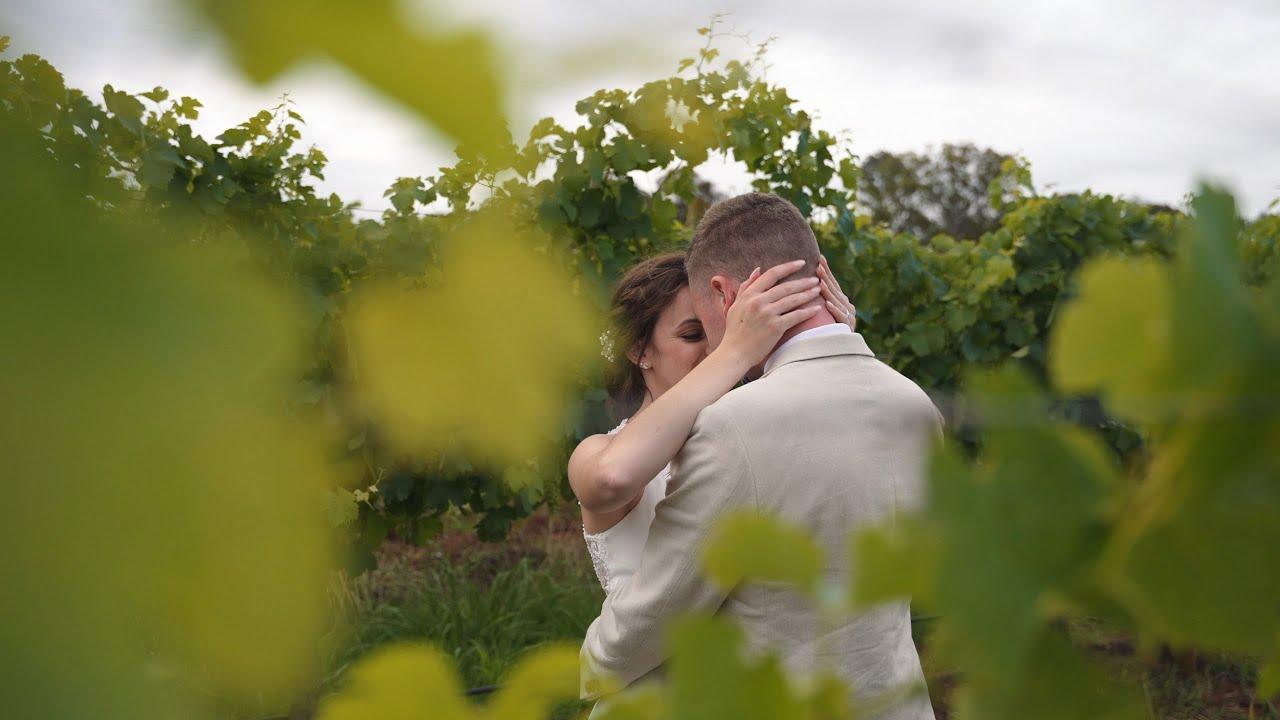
686, 331, 939, 719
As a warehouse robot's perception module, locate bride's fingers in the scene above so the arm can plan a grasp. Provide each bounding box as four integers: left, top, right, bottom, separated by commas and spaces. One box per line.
818, 264, 849, 302
739, 266, 763, 293
765, 284, 822, 316
743, 259, 806, 297
817, 258, 846, 291
819, 276, 845, 307
778, 304, 823, 327
756, 276, 820, 305
827, 299, 857, 328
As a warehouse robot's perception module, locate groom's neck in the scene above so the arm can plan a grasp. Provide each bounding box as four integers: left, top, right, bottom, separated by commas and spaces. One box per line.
747, 307, 840, 378
778, 307, 839, 347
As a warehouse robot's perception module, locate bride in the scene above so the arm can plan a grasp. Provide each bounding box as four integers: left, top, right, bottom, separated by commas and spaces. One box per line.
569, 251, 857, 596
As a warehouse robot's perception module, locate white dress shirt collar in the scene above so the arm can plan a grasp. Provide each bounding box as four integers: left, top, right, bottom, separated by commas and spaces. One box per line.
763, 323, 853, 375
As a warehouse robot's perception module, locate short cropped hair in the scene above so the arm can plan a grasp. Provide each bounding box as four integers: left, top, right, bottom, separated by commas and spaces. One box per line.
684, 192, 820, 293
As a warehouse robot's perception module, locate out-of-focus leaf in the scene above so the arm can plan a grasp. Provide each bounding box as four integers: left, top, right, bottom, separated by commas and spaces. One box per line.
1050, 257, 1172, 425
346, 213, 598, 468
1101, 415, 1280, 653
481, 644, 580, 720
192, 0, 508, 154
1260, 637, 1280, 697
700, 512, 824, 596
1094, 185, 1280, 654
315, 644, 470, 720
956, 628, 1143, 720
1167, 187, 1256, 394
925, 369, 1116, 710
850, 514, 938, 608
663, 616, 811, 720
0, 117, 336, 718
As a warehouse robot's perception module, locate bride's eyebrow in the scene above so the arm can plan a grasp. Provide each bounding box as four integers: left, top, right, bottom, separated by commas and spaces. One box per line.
675, 318, 702, 332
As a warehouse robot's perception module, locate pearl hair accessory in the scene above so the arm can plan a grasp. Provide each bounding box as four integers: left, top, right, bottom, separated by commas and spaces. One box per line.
598, 330, 615, 363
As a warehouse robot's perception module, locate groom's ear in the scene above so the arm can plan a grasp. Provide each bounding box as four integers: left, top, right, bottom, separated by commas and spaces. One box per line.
710, 275, 738, 314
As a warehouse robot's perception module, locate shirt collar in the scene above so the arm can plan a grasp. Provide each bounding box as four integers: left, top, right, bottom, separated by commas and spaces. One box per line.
762, 323, 854, 375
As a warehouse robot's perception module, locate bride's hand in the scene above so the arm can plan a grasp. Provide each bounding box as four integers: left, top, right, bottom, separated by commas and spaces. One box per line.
817, 255, 857, 331
718, 259, 823, 367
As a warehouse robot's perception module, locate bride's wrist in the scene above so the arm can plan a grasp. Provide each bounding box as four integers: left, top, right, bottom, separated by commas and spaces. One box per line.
709, 342, 755, 377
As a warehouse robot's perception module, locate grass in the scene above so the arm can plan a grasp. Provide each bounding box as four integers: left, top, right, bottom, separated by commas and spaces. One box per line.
1068, 618, 1278, 720
306, 507, 1277, 720
308, 507, 602, 719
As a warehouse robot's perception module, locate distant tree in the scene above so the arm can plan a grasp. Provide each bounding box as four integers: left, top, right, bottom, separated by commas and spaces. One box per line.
858, 143, 1012, 240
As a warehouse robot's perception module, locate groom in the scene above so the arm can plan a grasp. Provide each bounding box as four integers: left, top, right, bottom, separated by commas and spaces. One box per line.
581, 192, 941, 719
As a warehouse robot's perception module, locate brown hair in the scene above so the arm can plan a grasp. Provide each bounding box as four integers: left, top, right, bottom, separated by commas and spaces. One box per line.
604, 252, 688, 419
685, 192, 820, 295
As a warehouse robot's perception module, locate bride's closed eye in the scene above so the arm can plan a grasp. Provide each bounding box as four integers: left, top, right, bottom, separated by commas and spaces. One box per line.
676, 319, 705, 343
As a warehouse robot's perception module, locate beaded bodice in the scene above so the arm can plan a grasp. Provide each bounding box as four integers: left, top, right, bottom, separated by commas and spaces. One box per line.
582, 419, 671, 595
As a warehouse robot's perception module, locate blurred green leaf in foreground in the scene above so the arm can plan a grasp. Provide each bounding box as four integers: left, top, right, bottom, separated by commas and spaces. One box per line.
0, 112, 339, 718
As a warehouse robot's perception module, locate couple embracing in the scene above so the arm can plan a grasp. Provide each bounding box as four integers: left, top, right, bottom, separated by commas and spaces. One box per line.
571, 192, 942, 719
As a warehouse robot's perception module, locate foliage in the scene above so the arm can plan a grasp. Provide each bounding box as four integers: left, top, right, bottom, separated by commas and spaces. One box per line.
1, 62, 338, 720
1, 11, 590, 718
850, 186, 1280, 718
315, 641, 581, 720
857, 143, 1013, 240
6, 12, 1280, 719
11, 16, 1275, 552
193, 0, 508, 155
326, 543, 603, 694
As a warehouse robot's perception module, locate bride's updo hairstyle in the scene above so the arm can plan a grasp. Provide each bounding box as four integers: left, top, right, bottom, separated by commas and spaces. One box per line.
605, 252, 688, 419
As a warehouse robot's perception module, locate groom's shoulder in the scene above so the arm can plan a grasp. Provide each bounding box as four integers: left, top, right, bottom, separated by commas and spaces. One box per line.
738, 353, 939, 423
686, 381, 762, 436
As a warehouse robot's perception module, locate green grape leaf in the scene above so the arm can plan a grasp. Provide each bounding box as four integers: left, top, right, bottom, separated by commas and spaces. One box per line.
346, 213, 599, 468
315, 644, 470, 720
102, 84, 145, 136
482, 644, 580, 720
931, 368, 1115, 677
664, 616, 807, 720
323, 488, 359, 527
1163, 185, 1262, 398
1096, 186, 1280, 654
140, 86, 169, 103
1260, 639, 1280, 697
192, 0, 508, 155
960, 627, 1143, 720
1049, 256, 1172, 425
1101, 417, 1280, 653
850, 514, 938, 608
2, 118, 337, 718
700, 512, 824, 596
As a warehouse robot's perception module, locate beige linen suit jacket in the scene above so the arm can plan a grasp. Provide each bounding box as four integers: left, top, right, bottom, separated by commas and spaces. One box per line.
581, 331, 941, 720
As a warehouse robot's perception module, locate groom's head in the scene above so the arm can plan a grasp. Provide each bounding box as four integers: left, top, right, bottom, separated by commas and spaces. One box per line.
685, 192, 821, 348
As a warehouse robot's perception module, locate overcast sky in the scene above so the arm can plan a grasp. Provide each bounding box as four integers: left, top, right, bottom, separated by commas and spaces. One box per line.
5, 0, 1279, 216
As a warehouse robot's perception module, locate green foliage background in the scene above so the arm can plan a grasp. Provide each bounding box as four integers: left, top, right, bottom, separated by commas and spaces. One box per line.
4, 6, 1279, 718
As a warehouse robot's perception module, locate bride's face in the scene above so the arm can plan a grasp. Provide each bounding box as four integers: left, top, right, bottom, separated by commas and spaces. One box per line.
638, 286, 708, 400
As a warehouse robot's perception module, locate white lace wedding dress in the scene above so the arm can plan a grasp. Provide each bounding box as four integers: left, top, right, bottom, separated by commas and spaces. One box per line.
583, 418, 671, 596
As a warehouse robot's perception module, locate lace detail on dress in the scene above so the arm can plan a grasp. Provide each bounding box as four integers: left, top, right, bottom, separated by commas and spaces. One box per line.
583, 526, 611, 592
580, 416, 632, 595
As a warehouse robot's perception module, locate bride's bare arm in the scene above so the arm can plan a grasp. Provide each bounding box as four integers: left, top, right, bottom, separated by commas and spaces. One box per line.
569, 260, 821, 514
